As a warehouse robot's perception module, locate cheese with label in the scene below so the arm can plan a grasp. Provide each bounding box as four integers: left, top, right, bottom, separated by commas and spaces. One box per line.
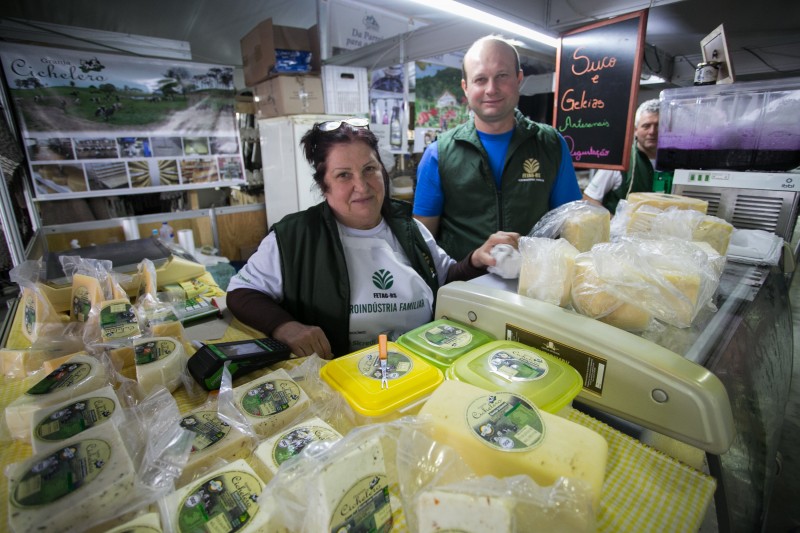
561, 208, 610, 252
232, 368, 309, 437
571, 254, 652, 332
253, 416, 342, 480
305, 434, 396, 532
70, 273, 104, 323
176, 408, 254, 487
419, 380, 608, 507
104, 512, 162, 533
5, 353, 109, 442
416, 486, 514, 532
7, 424, 136, 533
20, 286, 62, 344
99, 298, 141, 340
518, 238, 578, 307
627, 192, 708, 214
135, 337, 187, 396
164, 459, 275, 533
30, 384, 123, 454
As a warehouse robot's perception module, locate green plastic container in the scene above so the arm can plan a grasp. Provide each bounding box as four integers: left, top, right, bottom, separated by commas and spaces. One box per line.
396, 319, 494, 372
446, 340, 582, 413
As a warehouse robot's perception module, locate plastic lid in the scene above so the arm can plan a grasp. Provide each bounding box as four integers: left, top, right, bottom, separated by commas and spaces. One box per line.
396, 319, 494, 371
446, 340, 582, 413
320, 342, 443, 417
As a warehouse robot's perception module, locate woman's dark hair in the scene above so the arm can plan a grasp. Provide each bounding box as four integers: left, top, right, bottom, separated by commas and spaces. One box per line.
299, 121, 391, 212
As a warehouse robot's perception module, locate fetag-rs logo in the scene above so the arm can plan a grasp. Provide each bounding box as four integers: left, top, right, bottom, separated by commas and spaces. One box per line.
520, 158, 543, 181
372, 269, 394, 290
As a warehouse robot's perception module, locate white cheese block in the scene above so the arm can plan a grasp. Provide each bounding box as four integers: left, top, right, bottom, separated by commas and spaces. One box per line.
176, 408, 254, 487
135, 337, 187, 396
104, 512, 162, 533
7, 424, 136, 533
307, 434, 396, 532
416, 486, 514, 532
561, 208, 610, 252
70, 273, 104, 323
418, 380, 608, 507
5, 353, 109, 442
163, 459, 275, 533
252, 416, 342, 480
518, 238, 578, 307
98, 298, 141, 340
30, 384, 123, 454
232, 368, 309, 438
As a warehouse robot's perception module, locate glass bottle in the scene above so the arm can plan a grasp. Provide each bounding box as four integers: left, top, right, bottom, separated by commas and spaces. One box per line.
390, 105, 402, 149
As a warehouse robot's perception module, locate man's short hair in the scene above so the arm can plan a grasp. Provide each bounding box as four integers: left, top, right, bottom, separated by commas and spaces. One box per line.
635, 98, 660, 126
462, 35, 521, 81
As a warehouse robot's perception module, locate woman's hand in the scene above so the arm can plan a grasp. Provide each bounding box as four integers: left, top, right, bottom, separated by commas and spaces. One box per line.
470, 231, 520, 269
272, 321, 334, 360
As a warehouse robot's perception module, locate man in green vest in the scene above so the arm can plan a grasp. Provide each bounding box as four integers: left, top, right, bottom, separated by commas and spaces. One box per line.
583, 99, 660, 214
413, 35, 582, 261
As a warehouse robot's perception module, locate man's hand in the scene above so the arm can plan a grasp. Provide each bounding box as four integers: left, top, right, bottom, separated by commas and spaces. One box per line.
272, 321, 333, 359
471, 231, 520, 268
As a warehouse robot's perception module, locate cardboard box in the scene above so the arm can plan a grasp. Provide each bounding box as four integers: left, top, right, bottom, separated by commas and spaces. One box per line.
240, 18, 321, 87
253, 75, 324, 119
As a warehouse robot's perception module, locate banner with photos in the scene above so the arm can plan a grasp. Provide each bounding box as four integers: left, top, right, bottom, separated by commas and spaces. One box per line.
0, 42, 244, 200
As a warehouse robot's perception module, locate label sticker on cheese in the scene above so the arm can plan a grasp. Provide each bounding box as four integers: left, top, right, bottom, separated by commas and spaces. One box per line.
99, 299, 139, 339
26, 362, 92, 396
486, 348, 548, 382
135, 339, 178, 365
240, 379, 302, 418
421, 324, 472, 350
33, 396, 117, 443
22, 289, 39, 340
467, 392, 546, 451
357, 350, 412, 382
10, 438, 110, 507
177, 470, 262, 532
180, 410, 232, 453
330, 474, 392, 532
272, 423, 340, 467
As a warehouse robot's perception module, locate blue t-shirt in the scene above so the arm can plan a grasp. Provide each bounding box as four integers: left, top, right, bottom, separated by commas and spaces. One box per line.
413, 132, 581, 217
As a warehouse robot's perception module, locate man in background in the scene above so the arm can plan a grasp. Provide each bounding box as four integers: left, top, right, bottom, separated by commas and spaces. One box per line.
413, 35, 581, 261
583, 99, 660, 214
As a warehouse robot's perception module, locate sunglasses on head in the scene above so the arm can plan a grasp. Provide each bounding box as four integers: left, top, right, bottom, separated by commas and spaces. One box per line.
317, 117, 370, 132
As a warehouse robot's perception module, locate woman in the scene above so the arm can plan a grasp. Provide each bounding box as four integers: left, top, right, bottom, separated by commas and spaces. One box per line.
227, 117, 518, 359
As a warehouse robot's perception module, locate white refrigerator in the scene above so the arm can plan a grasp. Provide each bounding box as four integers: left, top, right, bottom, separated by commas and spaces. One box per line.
258, 114, 347, 226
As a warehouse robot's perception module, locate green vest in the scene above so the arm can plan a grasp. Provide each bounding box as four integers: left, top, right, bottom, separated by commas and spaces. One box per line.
272, 199, 439, 357
437, 110, 561, 261
602, 147, 654, 214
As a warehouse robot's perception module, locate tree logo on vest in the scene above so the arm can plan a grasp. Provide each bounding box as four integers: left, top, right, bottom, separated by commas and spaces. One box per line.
520, 159, 544, 182
372, 269, 394, 290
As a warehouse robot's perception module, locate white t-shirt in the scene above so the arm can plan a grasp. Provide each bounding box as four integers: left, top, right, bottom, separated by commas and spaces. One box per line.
583, 158, 656, 202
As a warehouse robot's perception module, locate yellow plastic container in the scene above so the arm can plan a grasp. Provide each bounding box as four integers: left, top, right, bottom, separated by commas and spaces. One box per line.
396, 319, 494, 372
446, 340, 582, 413
320, 341, 443, 421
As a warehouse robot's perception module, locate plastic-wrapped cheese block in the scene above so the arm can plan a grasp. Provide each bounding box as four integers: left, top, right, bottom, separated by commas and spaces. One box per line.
571, 254, 652, 332
163, 459, 275, 533
70, 273, 104, 323
104, 512, 162, 533
30, 384, 123, 454
135, 337, 187, 395
5, 353, 109, 442
98, 298, 141, 340
416, 486, 514, 532
691, 241, 726, 278
20, 286, 63, 344
627, 192, 708, 214
518, 238, 578, 307
693, 216, 733, 255
252, 416, 342, 480
306, 434, 395, 531
419, 380, 608, 507
561, 208, 610, 252
232, 368, 309, 437
176, 408, 253, 487
7, 424, 136, 533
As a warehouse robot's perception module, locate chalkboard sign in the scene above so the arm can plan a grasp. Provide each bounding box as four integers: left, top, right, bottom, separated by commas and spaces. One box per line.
553, 10, 647, 170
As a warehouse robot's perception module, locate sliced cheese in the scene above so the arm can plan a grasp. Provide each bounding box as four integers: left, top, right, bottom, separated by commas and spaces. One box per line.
134, 337, 187, 396
30, 384, 123, 454
5, 353, 109, 442
416, 486, 514, 532
7, 424, 136, 533
561, 208, 610, 252
98, 298, 141, 340
70, 273, 104, 323
104, 512, 162, 533
518, 238, 578, 308
177, 408, 254, 487
627, 192, 708, 214
252, 416, 342, 481
163, 459, 273, 533
232, 368, 309, 438
418, 380, 608, 507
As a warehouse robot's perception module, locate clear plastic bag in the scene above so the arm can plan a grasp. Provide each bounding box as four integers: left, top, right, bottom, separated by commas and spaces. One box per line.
529, 200, 610, 252
518, 237, 579, 307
